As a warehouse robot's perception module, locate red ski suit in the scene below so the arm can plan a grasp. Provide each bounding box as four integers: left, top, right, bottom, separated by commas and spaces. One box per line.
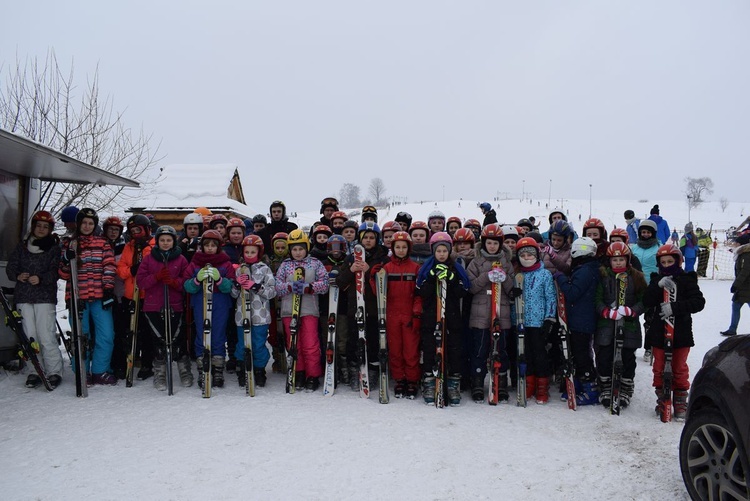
371, 255, 422, 382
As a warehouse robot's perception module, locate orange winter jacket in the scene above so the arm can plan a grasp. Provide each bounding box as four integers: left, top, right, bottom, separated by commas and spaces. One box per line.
117, 239, 153, 300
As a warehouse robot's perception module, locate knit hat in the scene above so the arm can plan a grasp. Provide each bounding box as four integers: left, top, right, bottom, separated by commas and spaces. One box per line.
623, 209, 635, 220
61, 206, 79, 223
650, 205, 660, 215
684, 222, 694, 233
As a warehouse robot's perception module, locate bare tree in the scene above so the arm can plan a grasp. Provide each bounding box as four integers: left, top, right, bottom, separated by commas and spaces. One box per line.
339, 183, 361, 208
684, 177, 714, 209
720, 197, 729, 213
368, 177, 386, 205
0, 50, 161, 218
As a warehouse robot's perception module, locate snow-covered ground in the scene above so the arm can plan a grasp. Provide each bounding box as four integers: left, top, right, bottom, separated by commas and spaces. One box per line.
1, 280, 746, 501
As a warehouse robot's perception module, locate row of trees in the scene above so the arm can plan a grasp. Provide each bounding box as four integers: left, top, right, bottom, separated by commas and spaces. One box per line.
684, 177, 729, 212
339, 177, 387, 208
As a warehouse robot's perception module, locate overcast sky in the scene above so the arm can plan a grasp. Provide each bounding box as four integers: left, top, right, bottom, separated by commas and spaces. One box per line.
3, 1, 749, 213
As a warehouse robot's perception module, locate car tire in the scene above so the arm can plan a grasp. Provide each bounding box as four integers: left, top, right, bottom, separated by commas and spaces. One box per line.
679, 408, 749, 500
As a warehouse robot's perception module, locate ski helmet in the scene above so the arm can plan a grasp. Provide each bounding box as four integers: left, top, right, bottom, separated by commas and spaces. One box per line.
500, 225, 519, 241
606, 241, 631, 258
320, 197, 339, 214
242, 234, 265, 259
357, 221, 381, 242
479, 202, 491, 213
272, 232, 289, 246
656, 244, 683, 266
381, 221, 402, 234
390, 231, 413, 252
638, 220, 657, 238
517, 218, 534, 232
516, 236, 541, 257
481, 223, 504, 242
583, 218, 607, 240
32, 210, 55, 227
287, 229, 310, 251
102, 216, 124, 236
548, 210, 567, 224
326, 234, 347, 255
155, 225, 178, 244
453, 227, 476, 244
76, 207, 99, 228
361, 205, 378, 222
199, 229, 223, 250
429, 231, 453, 254
330, 211, 348, 222
428, 210, 446, 223
126, 214, 151, 238
609, 228, 629, 244
183, 212, 203, 226
549, 220, 572, 240
313, 224, 333, 239
227, 217, 246, 231
570, 237, 597, 258
446, 216, 462, 230
394, 211, 412, 229
252, 214, 268, 225
408, 221, 429, 236
343, 220, 359, 231
209, 214, 228, 229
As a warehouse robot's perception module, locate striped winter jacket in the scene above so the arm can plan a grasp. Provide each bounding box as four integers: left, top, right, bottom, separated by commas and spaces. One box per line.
59, 234, 116, 300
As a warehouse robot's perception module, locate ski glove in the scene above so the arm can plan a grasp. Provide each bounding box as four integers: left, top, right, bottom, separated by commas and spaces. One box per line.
432, 264, 453, 281
328, 270, 339, 286
292, 280, 308, 295
617, 306, 634, 317
197, 267, 220, 282
544, 245, 558, 259
659, 302, 673, 319
488, 268, 507, 284
63, 248, 76, 263
658, 276, 676, 292
508, 287, 522, 300
602, 308, 622, 320
156, 268, 171, 283
101, 290, 116, 310
236, 274, 253, 290
250, 282, 262, 293
542, 319, 556, 337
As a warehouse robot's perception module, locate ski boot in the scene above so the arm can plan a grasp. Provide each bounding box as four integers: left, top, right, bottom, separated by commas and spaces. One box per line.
535, 377, 549, 405
92, 372, 118, 385
211, 356, 225, 388
254, 369, 267, 387
226, 356, 237, 375
471, 375, 484, 402
295, 371, 305, 391
305, 376, 320, 393
348, 365, 360, 392
394, 379, 407, 398
405, 381, 419, 400
498, 372, 509, 402
598, 376, 612, 408
48, 375, 62, 390
237, 361, 247, 387
620, 378, 634, 409
526, 375, 537, 401
25, 374, 42, 389
177, 356, 194, 387
447, 375, 462, 406
153, 359, 167, 391
576, 380, 600, 406
642, 349, 652, 363
674, 389, 688, 421
197, 363, 205, 390
654, 388, 664, 416
137, 366, 154, 381
423, 374, 436, 405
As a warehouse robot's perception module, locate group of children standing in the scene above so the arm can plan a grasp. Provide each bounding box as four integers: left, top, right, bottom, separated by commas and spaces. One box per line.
6, 199, 705, 419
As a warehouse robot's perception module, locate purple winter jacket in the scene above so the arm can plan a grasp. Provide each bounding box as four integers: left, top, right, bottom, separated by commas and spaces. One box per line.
136, 250, 189, 313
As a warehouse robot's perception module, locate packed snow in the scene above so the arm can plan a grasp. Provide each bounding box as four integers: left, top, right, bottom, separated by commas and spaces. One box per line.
1, 197, 747, 500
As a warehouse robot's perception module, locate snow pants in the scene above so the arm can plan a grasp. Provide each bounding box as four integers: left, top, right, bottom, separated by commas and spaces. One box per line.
524, 327, 551, 378
234, 324, 271, 370
80, 299, 115, 375
284, 316, 322, 377
421, 320, 465, 376
651, 346, 690, 391
191, 292, 232, 358
387, 311, 421, 382
144, 310, 186, 360
596, 344, 636, 380
18, 303, 62, 377
569, 330, 596, 381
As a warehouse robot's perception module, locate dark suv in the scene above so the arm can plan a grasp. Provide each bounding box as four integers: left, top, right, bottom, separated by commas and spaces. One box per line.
679, 334, 750, 500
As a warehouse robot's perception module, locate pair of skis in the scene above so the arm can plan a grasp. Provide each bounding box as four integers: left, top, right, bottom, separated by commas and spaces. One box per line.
162, 265, 174, 396
286, 267, 304, 394
354, 245, 371, 399
322, 280, 339, 397
610, 273, 628, 416
0, 288, 53, 392
660, 285, 677, 423
433, 277, 447, 408
201, 265, 214, 398
125, 245, 145, 388
514, 274, 527, 407
556, 286, 577, 411
487, 263, 504, 405
68, 241, 88, 397
239, 264, 255, 397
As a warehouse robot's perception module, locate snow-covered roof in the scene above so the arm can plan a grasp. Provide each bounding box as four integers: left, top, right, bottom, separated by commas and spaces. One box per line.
134, 163, 257, 216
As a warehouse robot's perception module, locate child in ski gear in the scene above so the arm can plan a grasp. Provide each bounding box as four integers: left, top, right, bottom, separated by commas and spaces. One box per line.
330, 211, 348, 234
629, 219, 660, 363
341, 220, 358, 255
136, 226, 191, 390
595, 241, 648, 409
179, 212, 203, 263
541, 220, 572, 275
361, 206, 378, 223
274, 229, 329, 391
643, 244, 705, 419
679, 223, 699, 273
322, 235, 350, 384
623, 209, 641, 245
583, 218, 609, 263
466, 224, 515, 402
416, 232, 470, 405
609, 228, 642, 272
222, 218, 247, 263
451, 228, 477, 268
371, 231, 422, 399
233, 235, 276, 388
6, 211, 62, 389
446, 216, 462, 239
59, 208, 118, 385
268, 231, 289, 373
117, 214, 155, 380
251, 214, 268, 235
408, 221, 431, 265
647, 205, 671, 245
428, 211, 446, 234
318, 197, 339, 228
720, 231, 750, 336
512, 237, 557, 404
336, 222, 390, 391
310, 224, 332, 262
380, 221, 402, 250
394, 211, 412, 232
555, 237, 601, 405
464, 219, 482, 242
102, 216, 129, 379
480, 203, 497, 226
182, 229, 236, 388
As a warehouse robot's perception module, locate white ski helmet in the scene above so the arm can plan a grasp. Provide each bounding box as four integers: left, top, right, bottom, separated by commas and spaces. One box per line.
571, 237, 597, 258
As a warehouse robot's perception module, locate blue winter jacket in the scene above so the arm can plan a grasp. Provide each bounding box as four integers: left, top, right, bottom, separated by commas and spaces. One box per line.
516, 265, 556, 328
625, 219, 640, 244
630, 239, 659, 285
648, 215, 671, 245
556, 258, 600, 334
